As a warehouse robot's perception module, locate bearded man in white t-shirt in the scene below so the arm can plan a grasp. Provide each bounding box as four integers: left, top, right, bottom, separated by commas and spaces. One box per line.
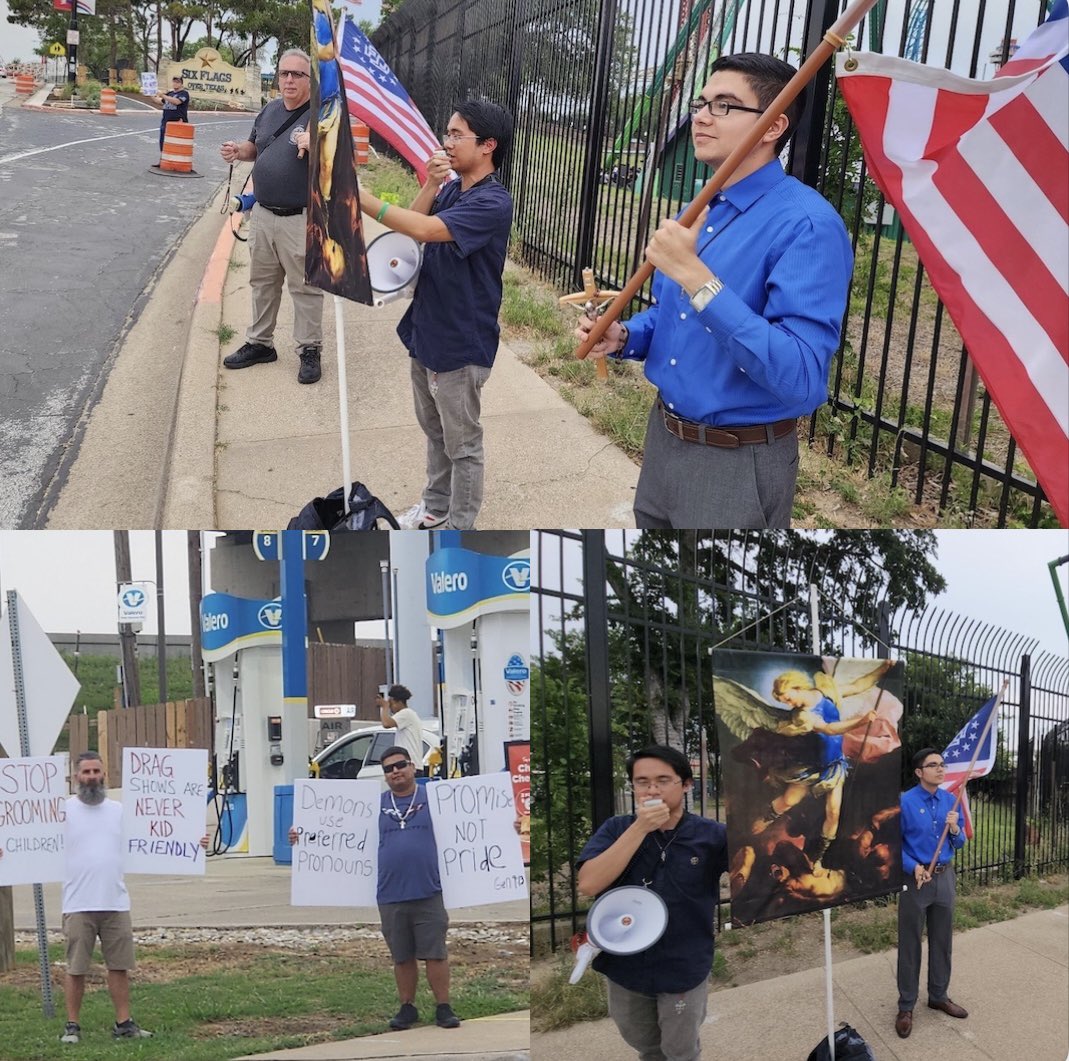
59, 751, 207, 1045
378, 685, 425, 775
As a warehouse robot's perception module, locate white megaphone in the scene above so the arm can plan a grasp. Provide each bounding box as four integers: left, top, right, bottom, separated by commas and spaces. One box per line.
366, 230, 422, 308
569, 886, 669, 984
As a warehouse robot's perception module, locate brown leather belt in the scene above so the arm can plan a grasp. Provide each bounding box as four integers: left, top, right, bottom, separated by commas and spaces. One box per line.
657, 399, 797, 449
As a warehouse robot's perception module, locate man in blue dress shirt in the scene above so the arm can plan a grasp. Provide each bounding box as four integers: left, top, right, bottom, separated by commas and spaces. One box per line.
577, 53, 853, 528
895, 747, 969, 1039
577, 745, 728, 1061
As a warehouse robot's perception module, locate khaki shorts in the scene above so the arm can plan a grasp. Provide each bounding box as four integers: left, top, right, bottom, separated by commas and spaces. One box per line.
378, 893, 449, 963
63, 911, 136, 974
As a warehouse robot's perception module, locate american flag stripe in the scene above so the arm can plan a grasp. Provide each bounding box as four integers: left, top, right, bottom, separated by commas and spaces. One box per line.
336, 6, 441, 184
998, 0, 1068, 76
837, 37, 1069, 524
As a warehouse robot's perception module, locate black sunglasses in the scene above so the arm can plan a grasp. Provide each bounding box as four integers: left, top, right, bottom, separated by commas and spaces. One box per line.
382, 760, 412, 774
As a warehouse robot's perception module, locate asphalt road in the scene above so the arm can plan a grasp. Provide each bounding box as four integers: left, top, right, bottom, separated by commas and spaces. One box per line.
0, 85, 253, 528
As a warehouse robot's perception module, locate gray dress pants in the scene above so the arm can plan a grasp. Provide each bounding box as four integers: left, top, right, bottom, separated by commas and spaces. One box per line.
633, 403, 799, 529
897, 865, 956, 1010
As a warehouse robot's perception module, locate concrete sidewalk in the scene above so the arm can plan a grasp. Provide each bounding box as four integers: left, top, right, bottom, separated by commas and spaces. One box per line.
48, 173, 639, 529
532, 904, 1069, 1061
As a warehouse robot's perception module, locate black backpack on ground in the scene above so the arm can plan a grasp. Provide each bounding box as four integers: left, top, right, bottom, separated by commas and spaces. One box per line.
287, 482, 400, 531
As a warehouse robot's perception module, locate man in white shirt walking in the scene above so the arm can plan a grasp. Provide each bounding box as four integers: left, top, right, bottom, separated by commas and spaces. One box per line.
378, 685, 425, 774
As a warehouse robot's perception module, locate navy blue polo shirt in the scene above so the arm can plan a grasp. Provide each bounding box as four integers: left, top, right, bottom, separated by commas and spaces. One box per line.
397, 173, 513, 373
577, 812, 728, 994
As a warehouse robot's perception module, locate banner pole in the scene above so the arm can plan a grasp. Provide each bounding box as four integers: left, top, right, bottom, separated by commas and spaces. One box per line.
808, 584, 836, 1061
334, 294, 353, 515
573, 0, 882, 364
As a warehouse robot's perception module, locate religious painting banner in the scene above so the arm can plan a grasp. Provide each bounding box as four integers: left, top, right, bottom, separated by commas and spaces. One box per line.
713, 651, 904, 925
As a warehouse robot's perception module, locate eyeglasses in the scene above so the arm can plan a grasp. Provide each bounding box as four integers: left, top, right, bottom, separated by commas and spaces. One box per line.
442, 132, 481, 143
382, 761, 412, 774
922, 762, 947, 770
689, 97, 764, 118
631, 777, 683, 791
279, 70, 310, 80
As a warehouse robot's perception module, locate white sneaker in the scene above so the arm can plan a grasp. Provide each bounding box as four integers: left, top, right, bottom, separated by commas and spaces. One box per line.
397, 503, 448, 530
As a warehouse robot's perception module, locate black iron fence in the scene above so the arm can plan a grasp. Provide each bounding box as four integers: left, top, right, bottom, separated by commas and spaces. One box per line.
531, 529, 1069, 953
373, 0, 1054, 526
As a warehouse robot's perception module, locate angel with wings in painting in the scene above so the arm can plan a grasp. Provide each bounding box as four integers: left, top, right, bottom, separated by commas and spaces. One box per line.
715, 658, 897, 873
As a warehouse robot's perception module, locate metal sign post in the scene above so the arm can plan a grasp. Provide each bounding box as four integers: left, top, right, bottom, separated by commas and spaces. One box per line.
5, 590, 55, 1018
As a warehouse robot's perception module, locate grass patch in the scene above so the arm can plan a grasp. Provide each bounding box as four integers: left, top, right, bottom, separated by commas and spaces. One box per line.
531, 953, 608, 1033
215, 323, 236, 345
1, 945, 526, 1061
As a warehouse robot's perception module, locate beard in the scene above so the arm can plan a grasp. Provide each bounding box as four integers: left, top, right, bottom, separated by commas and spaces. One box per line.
77, 780, 106, 805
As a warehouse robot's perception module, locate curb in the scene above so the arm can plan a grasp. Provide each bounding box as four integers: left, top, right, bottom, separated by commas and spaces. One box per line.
160, 164, 250, 527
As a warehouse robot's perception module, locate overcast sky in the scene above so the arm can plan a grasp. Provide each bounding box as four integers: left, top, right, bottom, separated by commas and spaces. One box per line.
1, 530, 1066, 659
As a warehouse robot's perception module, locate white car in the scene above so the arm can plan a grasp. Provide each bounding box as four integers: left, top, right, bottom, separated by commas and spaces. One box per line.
309, 723, 440, 783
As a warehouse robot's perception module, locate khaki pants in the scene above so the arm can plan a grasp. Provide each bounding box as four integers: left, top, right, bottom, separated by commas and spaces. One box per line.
246, 205, 323, 350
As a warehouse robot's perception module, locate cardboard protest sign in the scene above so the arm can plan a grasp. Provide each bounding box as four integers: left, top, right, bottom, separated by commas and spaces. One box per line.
121, 748, 208, 875
290, 779, 379, 906
428, 774, 528, 908
0, 755, 68, 885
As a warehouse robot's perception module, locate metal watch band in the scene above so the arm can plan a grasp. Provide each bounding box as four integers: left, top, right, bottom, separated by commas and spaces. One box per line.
689, 276, 724, 312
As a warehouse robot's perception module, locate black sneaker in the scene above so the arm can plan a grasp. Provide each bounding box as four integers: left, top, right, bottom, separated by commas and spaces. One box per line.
297, 344, 322, 384
435, 1002, 461, 1028
113, 1018, 152, 1039
60, 1022, 80, 1044
388, 1002, 419, 1031
223, 341, 277, 369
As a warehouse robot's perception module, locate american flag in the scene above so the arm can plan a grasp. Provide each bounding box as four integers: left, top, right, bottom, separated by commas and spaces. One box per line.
939, 694, 999, 840
336, 5, 442, 184
836, 4, 1069, 527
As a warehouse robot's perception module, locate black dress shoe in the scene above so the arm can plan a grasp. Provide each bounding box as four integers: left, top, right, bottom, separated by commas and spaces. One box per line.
224, 342, 277, 369
929, 998, 968, 1018
297, 344, 321, 384
895, 1011, 913, 1038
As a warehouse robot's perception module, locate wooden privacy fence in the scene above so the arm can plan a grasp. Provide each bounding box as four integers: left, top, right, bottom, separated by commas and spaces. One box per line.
308, 642, 388, 715
67, 698, 212, 787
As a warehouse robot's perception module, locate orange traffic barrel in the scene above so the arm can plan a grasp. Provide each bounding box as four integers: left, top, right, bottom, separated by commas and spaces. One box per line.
350, 120, 369, 165
160, 122, 194, 172
100, 87, 117, 115
15, 73, 34, 96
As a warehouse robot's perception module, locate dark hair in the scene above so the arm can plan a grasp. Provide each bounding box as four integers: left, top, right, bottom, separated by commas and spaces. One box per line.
454, 99, 513, 169
625, 744, 692, 783
172, 76, 183, 83
912, 747, 940, 770
381, 745, 411, 764
387, 684, 411, 703
76, 750, 103, 766
707, 52, 803, 154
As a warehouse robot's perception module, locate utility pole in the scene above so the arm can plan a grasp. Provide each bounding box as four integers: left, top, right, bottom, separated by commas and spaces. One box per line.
113, 532, 142, 708
187, 532, 205, 698
155, 532, 167, 704
66, 0, 78, 85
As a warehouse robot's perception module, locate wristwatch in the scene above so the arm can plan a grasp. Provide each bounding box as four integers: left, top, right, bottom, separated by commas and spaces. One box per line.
689, 275, 724, 312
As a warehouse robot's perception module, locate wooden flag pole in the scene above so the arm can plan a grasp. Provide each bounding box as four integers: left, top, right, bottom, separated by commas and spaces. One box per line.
574, 0, 883, 365
924, 678, 1009, 878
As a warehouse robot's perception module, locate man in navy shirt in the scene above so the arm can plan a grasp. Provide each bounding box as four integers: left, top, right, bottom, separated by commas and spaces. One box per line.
358, 101, 513, 530
895, 747, 968, 1039
577, 745, 728, 1061
577, 53, 853, 529
156, 76, 190, 151
288, 745, 460, 1031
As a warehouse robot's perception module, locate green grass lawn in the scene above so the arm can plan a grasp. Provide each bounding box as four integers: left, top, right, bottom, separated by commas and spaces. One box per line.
1, 943, 528, 1060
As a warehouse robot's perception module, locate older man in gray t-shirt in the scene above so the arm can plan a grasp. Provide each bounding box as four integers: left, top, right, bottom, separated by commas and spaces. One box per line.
219, 48, 324, 384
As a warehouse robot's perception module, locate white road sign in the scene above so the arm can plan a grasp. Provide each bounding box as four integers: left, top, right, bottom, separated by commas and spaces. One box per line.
0, 591, 81, 758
